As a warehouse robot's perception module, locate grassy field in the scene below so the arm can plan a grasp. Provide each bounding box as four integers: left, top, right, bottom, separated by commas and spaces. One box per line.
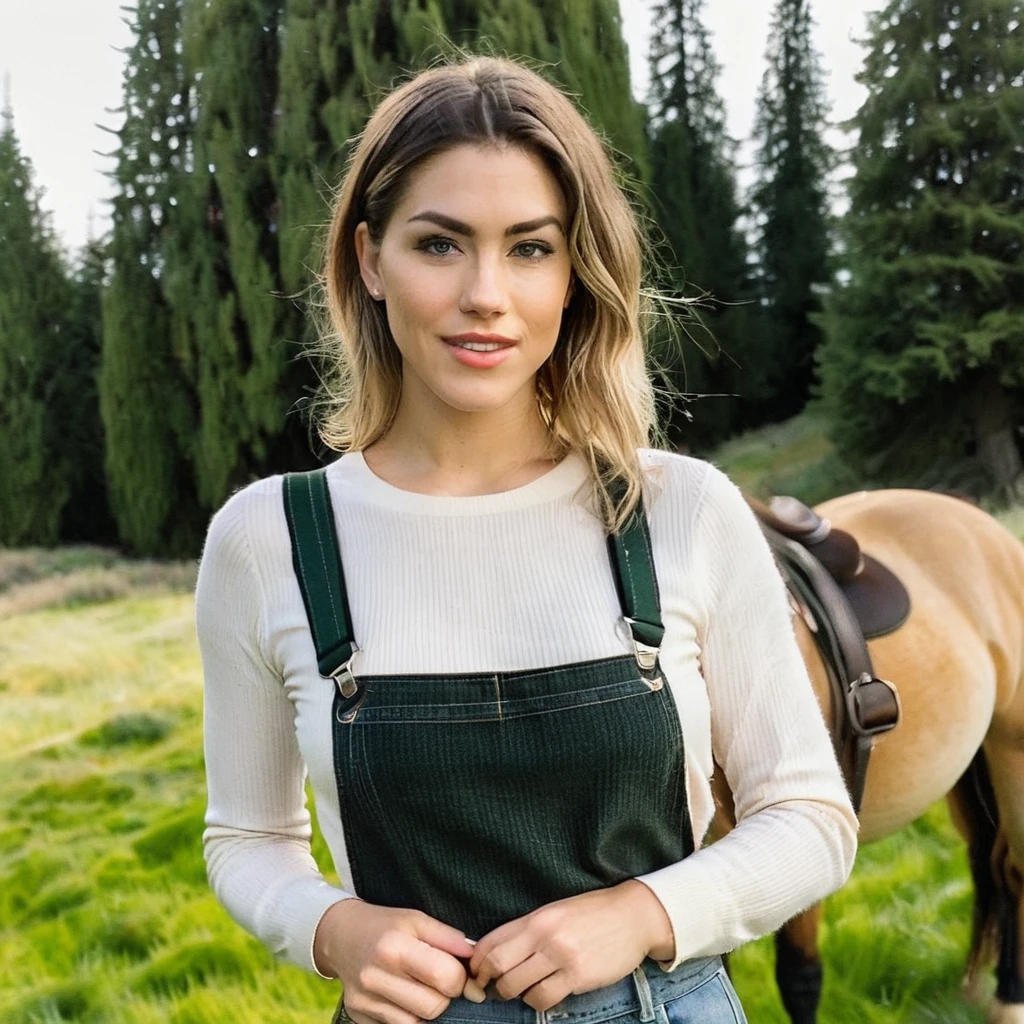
0, 440, 1014, 1021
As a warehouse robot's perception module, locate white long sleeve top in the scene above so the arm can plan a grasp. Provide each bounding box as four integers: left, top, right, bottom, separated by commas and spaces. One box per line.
197, 448, 857, 976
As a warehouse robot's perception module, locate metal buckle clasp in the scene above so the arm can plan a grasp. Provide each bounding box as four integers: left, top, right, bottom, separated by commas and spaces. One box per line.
330, 647, 360, 698
622, 617, 660, 674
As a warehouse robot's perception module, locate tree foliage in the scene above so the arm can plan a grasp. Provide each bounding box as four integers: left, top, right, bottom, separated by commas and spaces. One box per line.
646, 0, 759, 449
100, 0, 202, 555
817, 0, 1024, 496
0, 106, 74, 545
749, 0, 833, 421
96, 0, 649, 554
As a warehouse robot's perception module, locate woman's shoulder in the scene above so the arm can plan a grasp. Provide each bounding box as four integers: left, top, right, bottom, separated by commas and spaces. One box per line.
639, 448, 743, 518
207, 473, 285, 531
199, 473, 293, 574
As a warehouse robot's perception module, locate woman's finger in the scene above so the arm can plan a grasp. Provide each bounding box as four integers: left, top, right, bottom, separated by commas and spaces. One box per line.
401, 940, 468, 999
470, 920, 534, 987
468, 918, 519, 978
361, 974, 454, 1021
492, 951, 557, 1001
522, 971, 574, 1013
338, 996, 421, 1024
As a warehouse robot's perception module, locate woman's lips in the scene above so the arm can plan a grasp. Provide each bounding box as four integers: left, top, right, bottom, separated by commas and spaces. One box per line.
443, 334, 516, 370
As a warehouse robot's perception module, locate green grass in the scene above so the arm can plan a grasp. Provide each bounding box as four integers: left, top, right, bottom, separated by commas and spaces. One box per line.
0, 538, 1003, 1022
708, 407, 860, 505
0, 584, 341, 1024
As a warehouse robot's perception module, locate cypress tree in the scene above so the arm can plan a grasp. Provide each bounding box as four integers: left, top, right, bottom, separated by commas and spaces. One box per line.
646, 0, 759, 448
178, 0, 318, 510
817, 0, 1024, 497
100, 0, 648, 554
100, 0, 202, 555
57, 241, 118, 544
749, 0, 833, 421
0, 102, 72, 546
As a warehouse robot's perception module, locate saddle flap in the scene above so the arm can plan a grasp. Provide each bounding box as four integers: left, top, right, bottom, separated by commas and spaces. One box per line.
839, 555, 911, 640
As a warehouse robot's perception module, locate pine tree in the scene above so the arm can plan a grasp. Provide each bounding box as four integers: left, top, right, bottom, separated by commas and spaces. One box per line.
646, 0, 759, 448
0, 102, 74, 546
100, 0, 202, 555
749, 0, 833, 421
817, 0, 1024, 497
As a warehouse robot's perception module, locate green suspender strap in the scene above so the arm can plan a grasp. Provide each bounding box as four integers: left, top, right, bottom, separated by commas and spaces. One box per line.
608, 493, 665, 678
283, 465, 664, 686
282, 468, 359, 697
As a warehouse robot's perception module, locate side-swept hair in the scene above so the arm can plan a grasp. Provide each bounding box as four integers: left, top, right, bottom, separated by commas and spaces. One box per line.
317, 55, 655, 530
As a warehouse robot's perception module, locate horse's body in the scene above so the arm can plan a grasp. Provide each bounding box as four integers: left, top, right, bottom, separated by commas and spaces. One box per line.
750, 489, 1024, 1023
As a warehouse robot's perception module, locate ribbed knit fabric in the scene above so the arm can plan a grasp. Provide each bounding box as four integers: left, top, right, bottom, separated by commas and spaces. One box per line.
196, 449, 857, 976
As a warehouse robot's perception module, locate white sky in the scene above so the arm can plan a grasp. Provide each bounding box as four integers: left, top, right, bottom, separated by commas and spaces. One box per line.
0, 0, 886, 254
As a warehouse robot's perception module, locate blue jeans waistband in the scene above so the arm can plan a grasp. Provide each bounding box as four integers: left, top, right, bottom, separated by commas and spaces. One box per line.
436, 956, 724, 1024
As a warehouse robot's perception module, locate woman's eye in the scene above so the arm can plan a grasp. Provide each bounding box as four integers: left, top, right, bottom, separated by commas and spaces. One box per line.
512, 241, 554, 260
419, 237, 457, 257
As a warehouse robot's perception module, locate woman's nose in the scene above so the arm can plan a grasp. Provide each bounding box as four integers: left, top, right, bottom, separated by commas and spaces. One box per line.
459, 256, 509, 318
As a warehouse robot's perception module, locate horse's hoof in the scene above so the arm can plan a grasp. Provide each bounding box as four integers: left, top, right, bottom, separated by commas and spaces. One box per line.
988, 998, 1024, 1023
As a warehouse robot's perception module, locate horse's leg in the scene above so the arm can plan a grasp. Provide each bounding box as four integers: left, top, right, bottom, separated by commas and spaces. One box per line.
979, 738, 1024, 1023
775, 905, 823, 1024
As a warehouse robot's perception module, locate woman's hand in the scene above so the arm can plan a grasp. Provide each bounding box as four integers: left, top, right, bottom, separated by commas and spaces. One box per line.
468, 881, 675, 1011
314, 900, 475, 1024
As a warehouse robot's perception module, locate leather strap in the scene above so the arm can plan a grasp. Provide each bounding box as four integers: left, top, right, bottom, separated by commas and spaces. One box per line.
761, 524, 900, 813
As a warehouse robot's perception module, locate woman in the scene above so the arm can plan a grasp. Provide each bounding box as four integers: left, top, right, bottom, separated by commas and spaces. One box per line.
197, 56, 857, 1024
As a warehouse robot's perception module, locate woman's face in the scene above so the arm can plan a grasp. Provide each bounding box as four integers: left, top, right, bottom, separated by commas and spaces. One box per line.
355, 143, 574, 421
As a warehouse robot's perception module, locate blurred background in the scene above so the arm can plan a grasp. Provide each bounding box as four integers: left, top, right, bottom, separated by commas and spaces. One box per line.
0, 1, 1021, 1021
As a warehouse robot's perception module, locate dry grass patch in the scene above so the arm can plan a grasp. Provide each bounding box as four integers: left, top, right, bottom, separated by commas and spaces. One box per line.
0, 547, 196, 620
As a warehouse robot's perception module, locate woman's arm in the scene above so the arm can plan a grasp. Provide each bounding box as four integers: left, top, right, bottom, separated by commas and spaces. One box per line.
198, 485, 475, 1021
470, 462, 857, 1001
198, 488, 353, 974
634, 465, 858, 968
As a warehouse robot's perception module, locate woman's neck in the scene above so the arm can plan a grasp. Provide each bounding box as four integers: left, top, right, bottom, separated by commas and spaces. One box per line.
363, 392, 561, 497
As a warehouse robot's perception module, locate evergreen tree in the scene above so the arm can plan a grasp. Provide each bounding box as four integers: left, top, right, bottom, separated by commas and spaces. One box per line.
749, 0, 833, 421
0, 102, 73, 546
178, 0, 317, 510
100, 0, 648, 554
100, 0, 202, 555
57, 241, 117, 544
817, 0, 1024, 497
646, 0, 759, 448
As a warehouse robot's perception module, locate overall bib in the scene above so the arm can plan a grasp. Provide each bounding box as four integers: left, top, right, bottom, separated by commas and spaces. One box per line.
283, 470, 748, 1024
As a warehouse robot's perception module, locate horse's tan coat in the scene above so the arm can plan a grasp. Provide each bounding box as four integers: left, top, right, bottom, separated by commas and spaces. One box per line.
801, 490, 1024, 845
771, 489, 1024, 1019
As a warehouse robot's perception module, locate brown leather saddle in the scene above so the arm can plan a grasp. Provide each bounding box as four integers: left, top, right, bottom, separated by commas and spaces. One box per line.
748, 494, 907, 814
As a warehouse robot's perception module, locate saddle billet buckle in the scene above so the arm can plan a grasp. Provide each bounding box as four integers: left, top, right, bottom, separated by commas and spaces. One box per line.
330, 646, 361, 699
846, 671, 901, 737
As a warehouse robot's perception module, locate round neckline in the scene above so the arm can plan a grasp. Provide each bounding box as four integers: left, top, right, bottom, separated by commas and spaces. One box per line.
330, 450, 590, 517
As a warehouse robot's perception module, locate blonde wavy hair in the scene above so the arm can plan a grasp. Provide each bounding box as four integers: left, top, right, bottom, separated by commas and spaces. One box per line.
318, 55, 656, 530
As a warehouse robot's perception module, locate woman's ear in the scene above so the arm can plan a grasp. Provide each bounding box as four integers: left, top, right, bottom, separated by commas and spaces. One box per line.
355, 222, 385, 301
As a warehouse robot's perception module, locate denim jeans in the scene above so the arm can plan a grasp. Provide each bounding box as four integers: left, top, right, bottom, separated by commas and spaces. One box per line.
333, 957, 746, 1024
344, 957, 746, 1024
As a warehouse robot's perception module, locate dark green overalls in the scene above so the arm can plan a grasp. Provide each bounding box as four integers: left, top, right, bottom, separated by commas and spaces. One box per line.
283, 469, 744, 1023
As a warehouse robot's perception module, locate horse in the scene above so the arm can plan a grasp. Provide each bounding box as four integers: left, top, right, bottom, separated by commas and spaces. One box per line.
718, 488, 1024, 1024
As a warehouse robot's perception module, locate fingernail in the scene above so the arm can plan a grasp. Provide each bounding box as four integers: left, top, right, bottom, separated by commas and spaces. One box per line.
463, 979, 487, 1003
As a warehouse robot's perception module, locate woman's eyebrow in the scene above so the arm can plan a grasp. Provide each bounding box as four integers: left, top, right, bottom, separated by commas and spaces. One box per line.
407, 211, 564, 236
